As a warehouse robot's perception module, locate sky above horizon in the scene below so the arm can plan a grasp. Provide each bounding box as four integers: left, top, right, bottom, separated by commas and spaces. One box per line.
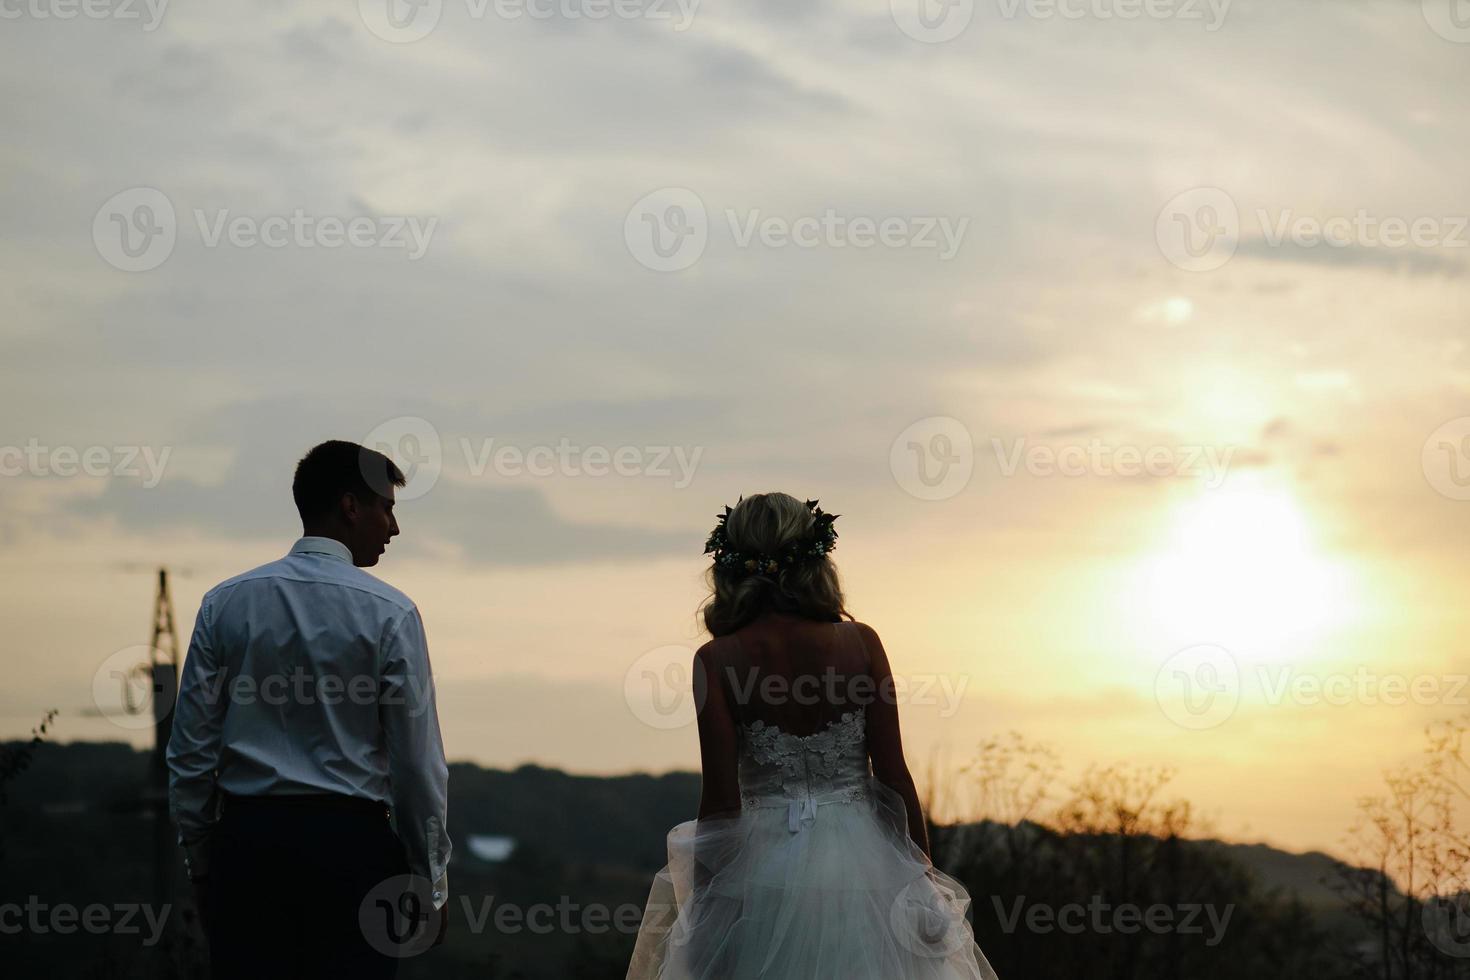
3, 0, 1470, 861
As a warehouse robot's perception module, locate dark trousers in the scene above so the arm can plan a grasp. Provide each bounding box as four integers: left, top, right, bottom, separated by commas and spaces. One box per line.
206, 793, 412, 980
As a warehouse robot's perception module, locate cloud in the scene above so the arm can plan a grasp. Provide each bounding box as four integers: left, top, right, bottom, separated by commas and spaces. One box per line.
62, 398, 694, 565
1234, 237, 1465, 277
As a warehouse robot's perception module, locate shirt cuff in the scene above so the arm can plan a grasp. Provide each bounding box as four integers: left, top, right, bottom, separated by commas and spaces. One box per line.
429, 871, 448, 911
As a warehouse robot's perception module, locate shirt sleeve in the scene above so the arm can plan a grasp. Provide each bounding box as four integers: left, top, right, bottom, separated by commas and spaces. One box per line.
380, 605, 452, 910
166, 592, 225, 880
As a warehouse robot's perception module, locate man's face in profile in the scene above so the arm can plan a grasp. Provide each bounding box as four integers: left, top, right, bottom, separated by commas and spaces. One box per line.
348, 486, 399, 567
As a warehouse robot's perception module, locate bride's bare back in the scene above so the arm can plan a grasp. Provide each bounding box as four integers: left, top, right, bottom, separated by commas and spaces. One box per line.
692, 612, 927, 856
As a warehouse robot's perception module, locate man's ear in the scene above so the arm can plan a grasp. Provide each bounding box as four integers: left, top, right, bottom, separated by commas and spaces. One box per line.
339, 491, 360, 526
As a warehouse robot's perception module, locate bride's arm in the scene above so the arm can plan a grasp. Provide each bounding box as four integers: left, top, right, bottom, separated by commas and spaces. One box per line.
857, 623, 932, 861
693, 642, 741, 820
689, 643, 740, 901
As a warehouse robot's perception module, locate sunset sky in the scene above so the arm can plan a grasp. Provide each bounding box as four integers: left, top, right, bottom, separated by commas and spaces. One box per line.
3, 0, 1469, 861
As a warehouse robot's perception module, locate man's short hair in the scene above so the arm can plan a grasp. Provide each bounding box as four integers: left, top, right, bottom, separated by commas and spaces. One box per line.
292, 440, 406, 523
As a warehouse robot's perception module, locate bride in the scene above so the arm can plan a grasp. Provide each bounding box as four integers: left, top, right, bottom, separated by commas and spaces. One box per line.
626, 493, 1000, 979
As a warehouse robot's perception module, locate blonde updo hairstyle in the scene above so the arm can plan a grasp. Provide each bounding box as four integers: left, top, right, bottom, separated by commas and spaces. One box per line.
699, 492, 851, 637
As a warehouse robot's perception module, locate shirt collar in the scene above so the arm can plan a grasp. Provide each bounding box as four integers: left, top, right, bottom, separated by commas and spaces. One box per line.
289, 536, 354, 565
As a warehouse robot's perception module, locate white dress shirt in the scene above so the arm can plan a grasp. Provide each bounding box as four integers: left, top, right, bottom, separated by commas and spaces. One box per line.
167, 536, 452, 908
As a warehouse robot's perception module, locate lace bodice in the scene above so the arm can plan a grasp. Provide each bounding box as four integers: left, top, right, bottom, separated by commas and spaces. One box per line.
737, 706, 871, 814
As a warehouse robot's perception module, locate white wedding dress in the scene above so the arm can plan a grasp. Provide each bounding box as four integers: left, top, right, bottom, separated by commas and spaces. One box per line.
626, 623, 1000, 980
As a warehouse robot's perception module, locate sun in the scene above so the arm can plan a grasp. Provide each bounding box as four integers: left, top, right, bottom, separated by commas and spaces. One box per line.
1130, 473, 1354, 662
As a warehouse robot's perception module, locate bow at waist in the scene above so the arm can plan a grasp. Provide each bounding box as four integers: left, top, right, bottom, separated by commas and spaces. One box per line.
740, 785, 870, 833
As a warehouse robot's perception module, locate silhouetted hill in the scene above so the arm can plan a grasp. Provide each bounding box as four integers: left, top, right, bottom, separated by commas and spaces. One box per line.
0, 741, 1371, 979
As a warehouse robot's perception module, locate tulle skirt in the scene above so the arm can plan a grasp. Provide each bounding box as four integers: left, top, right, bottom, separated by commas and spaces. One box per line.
625, 777, 1000, 980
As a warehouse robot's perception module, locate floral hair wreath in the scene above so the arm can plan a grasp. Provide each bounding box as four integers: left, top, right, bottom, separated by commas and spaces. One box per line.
704, 497, 840, 577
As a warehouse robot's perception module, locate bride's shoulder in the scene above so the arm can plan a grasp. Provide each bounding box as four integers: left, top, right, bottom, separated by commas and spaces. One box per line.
842, 620, 891, 668
693, 633, 735, 666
